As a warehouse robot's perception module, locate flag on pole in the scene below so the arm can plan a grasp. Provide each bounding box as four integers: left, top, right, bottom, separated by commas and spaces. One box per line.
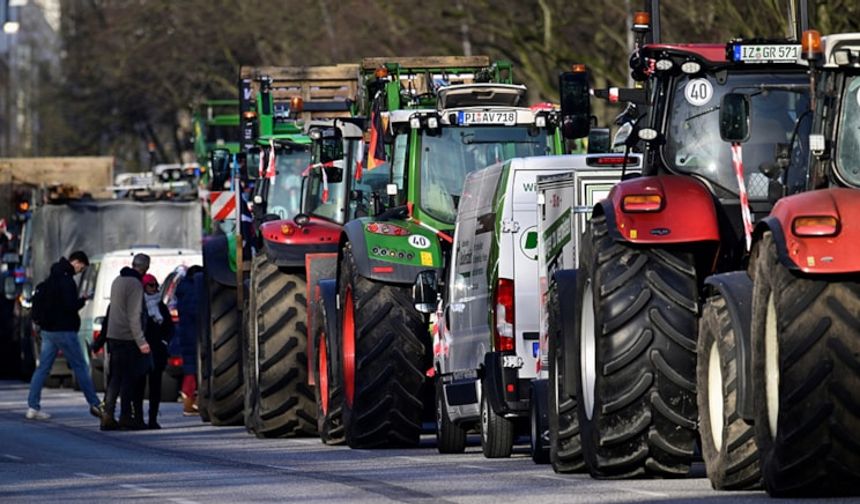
354, 140, 365, 181
258, 147, 265, 178
321, 163, 329, 203
367, 94, 388, 169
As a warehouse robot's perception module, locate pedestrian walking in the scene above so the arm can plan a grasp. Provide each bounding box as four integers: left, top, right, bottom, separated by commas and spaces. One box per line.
176, 266, 202, 416
101, 253, 151, 430
26, 251, 104, 420
134, 274, 174, 429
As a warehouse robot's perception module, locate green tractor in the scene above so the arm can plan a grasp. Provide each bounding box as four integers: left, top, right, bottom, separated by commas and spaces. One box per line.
314, 56, 567, 448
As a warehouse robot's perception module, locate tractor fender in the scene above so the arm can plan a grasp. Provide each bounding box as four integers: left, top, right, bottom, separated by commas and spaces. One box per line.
341, 219, 443, 285
599, 175, 721, 245
754, 187, 860, 274
259, 217, 340, 268
203, 234, 236, 288
551, 269, 578, 395
703, 272, 754, 422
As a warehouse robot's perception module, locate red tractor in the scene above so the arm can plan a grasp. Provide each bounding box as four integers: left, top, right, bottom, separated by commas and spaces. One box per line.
715, 30, 860, 497
550, 2, 812, 485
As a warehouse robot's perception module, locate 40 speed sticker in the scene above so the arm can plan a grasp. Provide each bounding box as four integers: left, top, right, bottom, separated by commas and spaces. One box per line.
685, 78, 713, 107
408, 234, 432, 249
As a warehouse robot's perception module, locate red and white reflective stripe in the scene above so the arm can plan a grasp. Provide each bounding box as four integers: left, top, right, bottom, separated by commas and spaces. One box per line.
354, 140, 365, 181
406, 202, 453, 243
321, 162, 329, 203
731, 143, 753, 250
265, 139, 276, 179
608, 87, 619, 103
210, 191, 236, 221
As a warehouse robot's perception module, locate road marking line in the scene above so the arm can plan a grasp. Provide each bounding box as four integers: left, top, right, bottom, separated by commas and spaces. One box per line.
2, 454, 22, 461
74, 472, 99, 479
120, 484, 152, 493
398, 456, 426, 463
168, 498, 200, 504
535, 474, 571, 482
617, 487, 668, 498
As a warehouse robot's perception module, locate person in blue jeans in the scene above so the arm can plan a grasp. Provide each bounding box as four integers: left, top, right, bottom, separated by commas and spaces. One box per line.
26, 251, 104, 420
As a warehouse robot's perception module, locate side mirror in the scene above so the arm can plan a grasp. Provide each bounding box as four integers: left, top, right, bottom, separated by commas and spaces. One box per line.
719, 93, 750, 143
4, 277, 15, 301
413, 270, 439, 314
559, 70, 591, 139
586, 128, 611, 154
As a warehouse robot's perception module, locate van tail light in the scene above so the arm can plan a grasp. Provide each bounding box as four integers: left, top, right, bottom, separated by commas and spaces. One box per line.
93, 330, 104, 355
622, 194, 663, 212
494, 279, 515, 352
168, 356, 183, 368
170, 308, 179, 323
793, 216, 839, 237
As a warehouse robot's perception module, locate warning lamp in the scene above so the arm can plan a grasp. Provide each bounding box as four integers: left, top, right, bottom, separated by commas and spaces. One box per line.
571, 64, 587, 73
242, 110, 257, 120
622, 194, 663, 213
375, 66, 389, 79
801, 29, 822, 61
290, 96, 304, 113
632, 11, 650, 32
17, 200, 29, 213
281, 223, 296, 236
793, 216, 839, 237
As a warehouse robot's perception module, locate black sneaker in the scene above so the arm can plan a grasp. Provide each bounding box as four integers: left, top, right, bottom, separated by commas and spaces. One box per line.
147, 421, 161, 430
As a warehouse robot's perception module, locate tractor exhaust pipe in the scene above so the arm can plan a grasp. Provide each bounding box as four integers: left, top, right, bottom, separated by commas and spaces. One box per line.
645, 0, 661, 44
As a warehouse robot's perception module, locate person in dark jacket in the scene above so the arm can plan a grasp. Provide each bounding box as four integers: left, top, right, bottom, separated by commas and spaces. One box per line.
134, 274, 174, 429
26, 251, 104, 420
176, 265, 202, 415
101, 253, 151, 430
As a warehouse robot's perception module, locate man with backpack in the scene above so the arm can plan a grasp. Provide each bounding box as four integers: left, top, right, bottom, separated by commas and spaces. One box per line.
26, 251, 104, 420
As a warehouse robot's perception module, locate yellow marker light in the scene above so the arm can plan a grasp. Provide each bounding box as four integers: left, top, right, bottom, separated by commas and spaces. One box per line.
630, 229, 638, 239
622, 194, 662, 213
281, 224, 296, 236
420, 251, 433, 266
793, 216, 838, 237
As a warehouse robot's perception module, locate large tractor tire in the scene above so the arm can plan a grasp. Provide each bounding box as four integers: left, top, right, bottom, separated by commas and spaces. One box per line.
313, 293, 345, 445
548, 285, 585, 473
575, 215, 699, 478
435, 378, 466, 454
697, 294, 761, 490
245, 254, 316, 438
207, 274, 244, 426
339, 245, 427, 448
751, 232, 860, 497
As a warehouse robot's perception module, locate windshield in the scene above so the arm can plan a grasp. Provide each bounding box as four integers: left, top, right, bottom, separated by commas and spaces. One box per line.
664, 72, 809, 200
265, 149, 310, 219
837, 75, 860, 187
420, 126, 550, 223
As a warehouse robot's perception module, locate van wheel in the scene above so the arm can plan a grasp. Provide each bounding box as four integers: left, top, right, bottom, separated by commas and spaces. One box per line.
548, 285, 584, 473
697, 294, 761, 490
751, 232, 860, 497
436, 378, 466, 454
339, 244, 426, 448
313, 309, 345, 444
577, 215, 698, 478
480, 380, 514, 458
530, 379, 550, 464
207, 274, 243, 426
245, 254, 316, 438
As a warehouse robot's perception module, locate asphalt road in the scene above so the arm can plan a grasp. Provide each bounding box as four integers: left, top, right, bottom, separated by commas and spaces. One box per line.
0, 380, 853, 503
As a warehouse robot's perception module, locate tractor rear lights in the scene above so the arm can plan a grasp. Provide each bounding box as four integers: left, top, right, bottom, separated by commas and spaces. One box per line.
802, 30, 822, 60
168, 356, 183, 368
494, 278, 515, 352
655, 59, 674, 71
809, 134, 826, 156
589, 156, 633, 166
834, 49, 860, 67
409, 113, 441, 130
792, 216, 839, 237
366, 222, 409, 236
622, 194, 663, 213
638, 128, 658, 141
632, 11, 650, 32
281, 223, 296, 236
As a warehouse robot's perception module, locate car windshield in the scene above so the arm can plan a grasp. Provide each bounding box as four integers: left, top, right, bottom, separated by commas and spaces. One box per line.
836, 75, 860, 187
420, 126, 550, 223
664, 72, 809, 200
265, 149, 310, 219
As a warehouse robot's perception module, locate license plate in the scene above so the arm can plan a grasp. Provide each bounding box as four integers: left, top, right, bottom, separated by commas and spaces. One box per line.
457, 111, 516, 126
734, 44, 800, 63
